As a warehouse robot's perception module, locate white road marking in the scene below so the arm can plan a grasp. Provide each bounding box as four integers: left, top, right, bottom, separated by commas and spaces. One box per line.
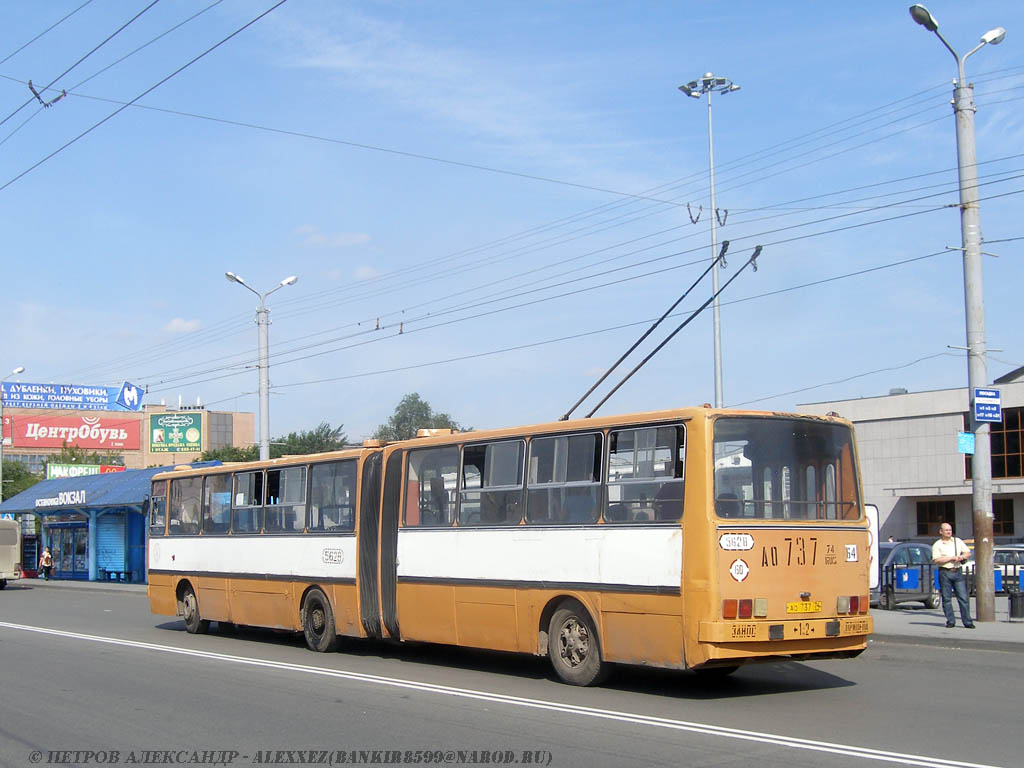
0, 621, 1004, 768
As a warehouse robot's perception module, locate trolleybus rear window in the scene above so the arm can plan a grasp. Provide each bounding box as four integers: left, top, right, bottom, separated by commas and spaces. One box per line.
713, 417, 860, 520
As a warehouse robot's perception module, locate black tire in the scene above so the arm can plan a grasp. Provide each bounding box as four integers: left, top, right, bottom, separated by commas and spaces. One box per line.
302, 588, 338, 652
181, 585, 210, 634
0, 579, 7, 590
879, 586, 894, 611
547, 601, 607, 686
924, 592, 940, 609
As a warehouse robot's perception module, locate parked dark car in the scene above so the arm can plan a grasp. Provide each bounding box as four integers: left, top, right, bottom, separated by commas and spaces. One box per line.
871, 541, 941, 610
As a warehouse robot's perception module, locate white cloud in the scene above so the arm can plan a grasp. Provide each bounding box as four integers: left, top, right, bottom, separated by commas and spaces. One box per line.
354, 265, 380, 281
163, 318, 201, 333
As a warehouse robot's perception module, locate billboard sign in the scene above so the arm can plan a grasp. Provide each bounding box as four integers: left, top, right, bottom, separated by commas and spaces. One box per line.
7, 415, 141, 450
149, 413, 202, 453
0, 380, 144, 411
46, 463, 126, 479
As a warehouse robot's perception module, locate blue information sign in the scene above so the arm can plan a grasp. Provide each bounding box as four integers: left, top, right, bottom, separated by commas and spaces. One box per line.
974, 388, 1002, 423
958, 432, 975, 454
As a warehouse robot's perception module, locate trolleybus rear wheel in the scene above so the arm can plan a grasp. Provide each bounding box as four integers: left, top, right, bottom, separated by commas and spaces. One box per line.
302, 588, 338, 652
181, 585, 210, 634
548, 601, 607, 686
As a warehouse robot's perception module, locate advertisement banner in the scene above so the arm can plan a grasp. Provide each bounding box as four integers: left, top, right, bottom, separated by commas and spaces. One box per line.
8, 415, 141, 450
46, 463, 127, 479
149, 413, 202, 453
0, 380, 144, 412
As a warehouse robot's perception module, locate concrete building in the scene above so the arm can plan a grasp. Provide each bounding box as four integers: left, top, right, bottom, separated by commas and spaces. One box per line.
799, 369, 1024, 542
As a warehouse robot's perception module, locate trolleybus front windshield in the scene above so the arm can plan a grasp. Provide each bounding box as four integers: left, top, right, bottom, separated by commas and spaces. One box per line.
713, 417, 860, 521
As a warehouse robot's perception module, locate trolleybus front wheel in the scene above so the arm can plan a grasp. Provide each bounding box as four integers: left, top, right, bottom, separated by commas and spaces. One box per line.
302, 588, 338, 652
548, 601, 607, 686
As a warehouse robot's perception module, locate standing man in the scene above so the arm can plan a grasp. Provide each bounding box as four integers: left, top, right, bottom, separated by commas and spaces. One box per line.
932, 523, 975, 628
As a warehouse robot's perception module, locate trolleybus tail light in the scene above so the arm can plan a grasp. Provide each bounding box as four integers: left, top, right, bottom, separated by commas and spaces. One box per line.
738, 599, 753, 619
837, 596, 850, 614
753, 598, 768, 618
723, 599, 738, 619
849, 595, 860, 614
860, 595, 869, 614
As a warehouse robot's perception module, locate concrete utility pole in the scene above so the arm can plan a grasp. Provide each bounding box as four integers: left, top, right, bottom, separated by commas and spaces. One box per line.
679, 73, 740, 408
225, 273, 298, 461
0, 366, 26, 502
909, 4, 1006, 621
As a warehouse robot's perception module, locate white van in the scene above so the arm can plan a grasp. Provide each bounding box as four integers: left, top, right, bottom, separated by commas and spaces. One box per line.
0, 517, 22, 589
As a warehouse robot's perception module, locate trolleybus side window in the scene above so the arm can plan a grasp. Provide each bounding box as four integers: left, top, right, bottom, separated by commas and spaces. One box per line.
203, 474, 231, 534
232, 470, 264, 533
264, 466, 307, 533
150, 481, 167, 535
526, 432, 602, 524
405, 446, 460, 527
459, 439, 525, 526
606, 424, 685, 523
168, 476, 202, 535
309, 460, 357, 532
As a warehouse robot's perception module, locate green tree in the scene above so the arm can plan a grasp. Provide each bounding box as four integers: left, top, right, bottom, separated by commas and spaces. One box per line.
199, 422, 347, 463
273, 422, 348, 457
372, 393, 464, 442
200, 445, 258, 463
1, 460, 42, 501
47, 443, 125, 469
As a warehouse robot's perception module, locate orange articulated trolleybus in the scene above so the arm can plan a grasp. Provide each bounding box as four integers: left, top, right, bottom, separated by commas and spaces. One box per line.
147, 407, 873, 685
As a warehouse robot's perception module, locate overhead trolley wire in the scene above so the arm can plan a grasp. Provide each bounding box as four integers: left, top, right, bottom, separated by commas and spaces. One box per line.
0, 0, 162, 132
141, 180, 1024, 394
0, 0, 97, 66
36, 72, 1019, 385
0, 0, 291, 197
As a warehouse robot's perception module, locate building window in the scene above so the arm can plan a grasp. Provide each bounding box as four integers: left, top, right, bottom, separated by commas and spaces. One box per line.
993, 498, 1014, 536
917, 499, 955, 537
965, 407, 1023, 480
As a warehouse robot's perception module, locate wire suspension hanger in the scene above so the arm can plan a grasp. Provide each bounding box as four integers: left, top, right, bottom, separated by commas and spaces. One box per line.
28, 80, 66, 108
584, 245, 762, 419
561, 240, 731, 421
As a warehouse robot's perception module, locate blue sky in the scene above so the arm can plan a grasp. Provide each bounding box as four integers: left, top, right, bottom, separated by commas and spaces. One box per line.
1, 0, 1022, 442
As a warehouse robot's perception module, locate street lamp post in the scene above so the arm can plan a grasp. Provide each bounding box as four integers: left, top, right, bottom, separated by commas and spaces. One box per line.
680, 73, 741, 408
225, 272, 298, 461
0, 366, 26, 503
909, 4, 1006, 622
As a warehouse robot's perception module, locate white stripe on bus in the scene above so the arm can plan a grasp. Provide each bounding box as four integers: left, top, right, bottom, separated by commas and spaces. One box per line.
0, 621, 1002, 768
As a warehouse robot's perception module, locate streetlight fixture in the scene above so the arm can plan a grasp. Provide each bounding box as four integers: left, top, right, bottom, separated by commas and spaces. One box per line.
0, 366, 26, 503
909, 4, 1006, 622
225, 272, 298, 461
680, 73, 741, 408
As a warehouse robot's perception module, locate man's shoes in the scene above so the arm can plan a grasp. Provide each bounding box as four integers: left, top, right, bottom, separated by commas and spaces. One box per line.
946, 622, 956, 628
964, 623, 976, 629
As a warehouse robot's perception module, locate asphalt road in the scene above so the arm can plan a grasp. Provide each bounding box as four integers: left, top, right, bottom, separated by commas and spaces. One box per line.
0, 583, 1020, 768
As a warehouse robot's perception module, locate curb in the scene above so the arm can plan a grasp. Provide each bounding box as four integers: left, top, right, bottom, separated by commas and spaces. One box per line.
10, 581, 147, 596
869, 633, 1024, 654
